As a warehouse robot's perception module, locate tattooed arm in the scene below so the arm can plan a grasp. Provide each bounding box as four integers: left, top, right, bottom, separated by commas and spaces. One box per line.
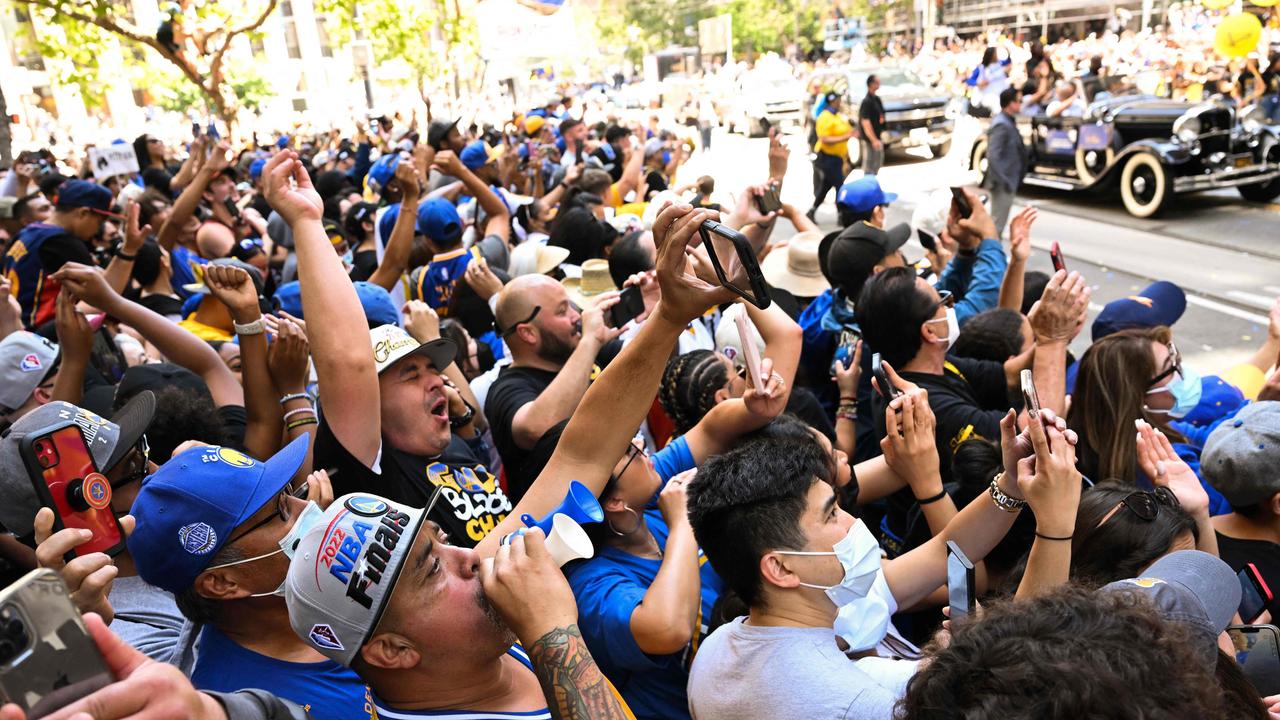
479, 530, 632, 720
526, 624, 631, 720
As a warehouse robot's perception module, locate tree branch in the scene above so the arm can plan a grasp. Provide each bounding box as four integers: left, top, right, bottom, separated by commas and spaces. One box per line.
19, 0, 153, 46
208, 0, 277, 108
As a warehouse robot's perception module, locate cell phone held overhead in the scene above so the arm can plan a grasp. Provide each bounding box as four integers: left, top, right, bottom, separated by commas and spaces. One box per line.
872, 352, 902, 400
698, 219, 771, 310
20, 423, 126, 560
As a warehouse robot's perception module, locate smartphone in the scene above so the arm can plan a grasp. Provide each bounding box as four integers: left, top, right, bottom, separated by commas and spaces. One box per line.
698, 219, 771, 310
735, 311, 763, 387
830, 327, 860, 377
1227, 624, 1280, 696
916, 228, 938, 253
607, 285, 645, 329
90, 327, 128, 385
20, 424, 126, 560
950, 187, 972, 218
872, 352, 902, 400
755, 185, 783, 215
1020, 368, 1040, 415
946, 540, 976, 618
0, 569, 113, 719
1240, 564, 1274, 624
191, 122, 202, 138
206, 121, 220, 140
1050, 241, 1067, 273
222, 196, 241, 221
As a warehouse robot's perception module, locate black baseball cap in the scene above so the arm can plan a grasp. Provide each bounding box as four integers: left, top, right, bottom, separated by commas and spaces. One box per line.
427, 118, 460, 149
819, 222, 910, 294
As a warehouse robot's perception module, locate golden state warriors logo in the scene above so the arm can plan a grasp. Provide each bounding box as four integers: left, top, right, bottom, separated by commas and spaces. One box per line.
1124, 577, 1164, 589
200, 447, 256, 467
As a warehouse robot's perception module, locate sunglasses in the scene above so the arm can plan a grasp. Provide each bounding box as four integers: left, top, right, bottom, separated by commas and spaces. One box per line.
499, 306, 541, 338
930, 289, 955, 315
1095, 487, 1179, 529
113, 435, 151, 487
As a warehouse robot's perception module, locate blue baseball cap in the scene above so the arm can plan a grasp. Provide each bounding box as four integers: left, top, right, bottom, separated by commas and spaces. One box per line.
127, 435, 309, 595
836, 175, 897, 214
366, 153, 401, 196
416, 198, 462, 244
378, 202, 400, 245
354, 281, 399, 327
1091, 281, 1186, 342
273, 281, 303, 318
54, 179, 121, 217
459, 141, 497, 171
249, 158, 267, 181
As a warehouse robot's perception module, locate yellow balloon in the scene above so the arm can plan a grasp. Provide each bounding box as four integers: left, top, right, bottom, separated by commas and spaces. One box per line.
1215, 13, 1263, 58
1251, 0, 1278, 7
1203, 0, 1233, 9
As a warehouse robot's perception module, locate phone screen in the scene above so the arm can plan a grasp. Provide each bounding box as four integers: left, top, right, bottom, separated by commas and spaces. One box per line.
1240, 565, 1273, 624
1020, 369, 1040, 415
1228, 624, 1280, 696
830, 328, 860, 377
21, 425, 125, 559
947, 540, 976, 618
698, 220, 771, 309
607, 285, 645, 329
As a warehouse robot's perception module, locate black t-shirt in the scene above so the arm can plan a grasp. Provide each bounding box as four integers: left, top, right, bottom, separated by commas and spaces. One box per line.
37, 232, 95, 273
1217, 531, 1280, 615
860, 94, 886, 139
484, 366, 559, 502
315, 413, 513, 547
644, 170, 669, 196
871, 356, 1011, 554
348, 249, 378, 282
135, 293, 184, 319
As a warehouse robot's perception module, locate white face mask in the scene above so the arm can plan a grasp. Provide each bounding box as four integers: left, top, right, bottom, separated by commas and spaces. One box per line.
925, 307, 959, 352
775, 521, 891, 651
204, 500, 325, 598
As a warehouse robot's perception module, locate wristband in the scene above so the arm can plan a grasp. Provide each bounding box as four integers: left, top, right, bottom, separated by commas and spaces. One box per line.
449, 403, 476, 430
233, 318, 265, 336
114, 245, 138, 261
917, 488, 949, 505
839, 396, 857, 402
1035, 532, 1073, 542
279, 393, 311, 406
283, 408, 315, 421
286, 417, 319, 430
988, 473, 1027, 513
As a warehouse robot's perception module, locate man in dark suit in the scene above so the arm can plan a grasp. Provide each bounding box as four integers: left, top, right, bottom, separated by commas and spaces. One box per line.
983, 87, 1028, 238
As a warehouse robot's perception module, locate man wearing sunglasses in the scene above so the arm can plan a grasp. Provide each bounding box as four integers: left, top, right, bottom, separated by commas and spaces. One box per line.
486, 273, 624, 501
0, 394, 190, 668
128, 435, 370, 720
857, 251, 1088, 555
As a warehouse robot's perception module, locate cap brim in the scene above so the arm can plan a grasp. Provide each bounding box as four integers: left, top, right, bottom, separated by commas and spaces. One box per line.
761, 247, 831, 298
104, 390, 156, 471
537, 246, 571, 275
89, 208, 126, 220
258, 434, 310, 500
881, 191, 899, 206
884, 223, 911, 252
378, 338, 458, 375
1140, 281, 1188, 326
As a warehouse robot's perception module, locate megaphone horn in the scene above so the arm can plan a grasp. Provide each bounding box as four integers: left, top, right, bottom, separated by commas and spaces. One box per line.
520, 480, 604, 535
544, 513, 595, 566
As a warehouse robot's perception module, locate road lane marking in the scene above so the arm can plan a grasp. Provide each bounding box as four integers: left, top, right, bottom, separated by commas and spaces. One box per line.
1226, 290, 1278, 309
1185, 295, 1269, 326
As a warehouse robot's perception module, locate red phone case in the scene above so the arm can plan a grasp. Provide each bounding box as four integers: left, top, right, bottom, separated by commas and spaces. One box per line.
21, 424, 125, 558
1050, 242, 1066, 272
1249, 563, 1274, 603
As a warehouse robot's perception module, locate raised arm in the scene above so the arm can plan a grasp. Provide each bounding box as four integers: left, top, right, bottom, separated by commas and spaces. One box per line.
263, 151, 381, 466
742, 296, 801, 395
612, 131, 647, 204
203, 264, 276, 460
476, 204, 737, 558
1014, 411, 1082, 599
629, 472, 702, 653
682, 359, 788, 463
999, 207, 1035, 311
50, 290, 93, 407
367, 163, 420, 291
434, 151, 511, 244
1024, 269, 1089, 418
157, 139, 224, 252
52, 263, 244, 409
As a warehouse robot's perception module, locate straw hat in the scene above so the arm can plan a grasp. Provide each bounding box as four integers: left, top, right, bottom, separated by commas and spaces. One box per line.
760, 230, 830, 298
561, 258, 617, 307
510, 242, 571, 278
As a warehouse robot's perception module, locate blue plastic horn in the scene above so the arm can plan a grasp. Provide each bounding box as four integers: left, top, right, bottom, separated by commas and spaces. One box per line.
520, 480, 604, 534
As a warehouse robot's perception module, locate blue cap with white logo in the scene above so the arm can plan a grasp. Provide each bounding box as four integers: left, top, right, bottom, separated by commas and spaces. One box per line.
128, 435, 309, 595
836, 175, 897, 214
416, 198, 462, 245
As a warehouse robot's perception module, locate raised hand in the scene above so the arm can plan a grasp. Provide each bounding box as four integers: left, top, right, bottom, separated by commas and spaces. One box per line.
1136, 419, 1208, 518
1015, 411, 1082, 537
578, 291, 626, 349
651, 203, 737, 326
1028, 270, 1090, 345
767, 127, 790, 181
393, 159, 420, 201
32, 507, 135, 622
267, 316, 310, 394
880, 390, 941, 491
202, 264, 260, 322
1008, 206, 1036, 263
743, 356, 787, 419
463, 255, 504, 301
123, 201, 153, 255
658, 469, 694, 528
834, 339, 863, 395
262, 151, 322, 225
402, 300, 441, 343
52, 263, 119, 314
54, 289, 94, 363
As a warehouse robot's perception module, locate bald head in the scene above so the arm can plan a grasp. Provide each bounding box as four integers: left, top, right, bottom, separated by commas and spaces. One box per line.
495, 274, 562, 334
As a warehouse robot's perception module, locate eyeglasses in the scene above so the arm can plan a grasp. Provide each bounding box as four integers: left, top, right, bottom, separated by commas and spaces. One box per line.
112, 435, 150, 487
225, 491, 294, 546
1095, 487, 1178, 529
930, 290, 955, 314
1147, 342, 1182, 387
499, 306, 541, 338
609, 440, 647, 484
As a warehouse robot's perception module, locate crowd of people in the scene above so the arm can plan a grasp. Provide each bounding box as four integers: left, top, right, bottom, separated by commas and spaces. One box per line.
0, 78, 1279, 720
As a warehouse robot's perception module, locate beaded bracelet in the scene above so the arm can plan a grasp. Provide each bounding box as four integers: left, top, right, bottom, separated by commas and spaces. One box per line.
283, 408, 315, 422
280, 392, 311, 406
286, 417, 319, 430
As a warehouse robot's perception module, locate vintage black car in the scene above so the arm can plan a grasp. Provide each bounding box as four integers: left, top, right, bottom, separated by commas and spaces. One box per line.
807, 66, 956, 163
966, 96, 1280, 217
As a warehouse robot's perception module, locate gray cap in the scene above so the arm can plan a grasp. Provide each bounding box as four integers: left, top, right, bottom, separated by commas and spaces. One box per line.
0, 332, 59, 412
0, 393, 155, 536
1201, 401, 1280, 507
182, 258, 265, 296
285, 491, 436, 666
1100, 549, 1239, 670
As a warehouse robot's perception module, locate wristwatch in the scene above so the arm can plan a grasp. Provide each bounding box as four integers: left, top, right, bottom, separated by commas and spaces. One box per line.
233, 318, 266, 336
114, 243, 138, 261
449, 402, 476, 430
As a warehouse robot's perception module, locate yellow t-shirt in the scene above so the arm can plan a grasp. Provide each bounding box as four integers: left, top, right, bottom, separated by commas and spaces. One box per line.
814, 110, 853, 158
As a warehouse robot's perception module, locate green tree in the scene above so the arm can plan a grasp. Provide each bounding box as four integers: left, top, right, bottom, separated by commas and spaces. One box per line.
595, 0, 822, 64
11, 0, 279, 128
316, 0, 477, 112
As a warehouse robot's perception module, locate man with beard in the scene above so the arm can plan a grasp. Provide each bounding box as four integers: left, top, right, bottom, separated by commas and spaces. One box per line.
484, 275, 624, 500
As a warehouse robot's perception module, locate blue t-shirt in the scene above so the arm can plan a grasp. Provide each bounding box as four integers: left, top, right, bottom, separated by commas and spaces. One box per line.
191, 625, 373, 720
419, 248, 473, 315
651, 435, 693, 485
370, 646, 552, 720
170, 245, 207, 300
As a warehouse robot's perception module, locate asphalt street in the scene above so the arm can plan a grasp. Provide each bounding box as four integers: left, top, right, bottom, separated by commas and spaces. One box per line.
677, 119, 1280, 374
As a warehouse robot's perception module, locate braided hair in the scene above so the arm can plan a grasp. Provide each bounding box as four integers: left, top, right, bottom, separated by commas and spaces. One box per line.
659, 350, 731, 436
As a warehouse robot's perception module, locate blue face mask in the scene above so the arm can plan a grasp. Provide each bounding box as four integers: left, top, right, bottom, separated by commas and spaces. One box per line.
1145, 367, 1202, 419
